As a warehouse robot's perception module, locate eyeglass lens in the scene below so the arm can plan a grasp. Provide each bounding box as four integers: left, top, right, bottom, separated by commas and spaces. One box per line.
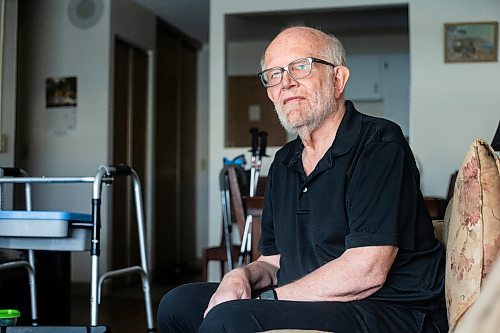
261, 58, 312, 87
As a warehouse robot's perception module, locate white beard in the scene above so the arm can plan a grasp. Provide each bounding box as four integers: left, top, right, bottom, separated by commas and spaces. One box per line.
274, 78, 337, 134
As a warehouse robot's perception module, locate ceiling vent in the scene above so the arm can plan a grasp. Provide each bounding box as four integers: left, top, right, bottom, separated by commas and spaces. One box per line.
68, 0, 103, 29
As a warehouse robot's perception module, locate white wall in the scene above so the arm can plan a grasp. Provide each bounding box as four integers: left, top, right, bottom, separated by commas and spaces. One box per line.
16, 0, 157, 283
17, 0, 112, 282
208, 0, 500, 280
227, 41, 268, 75
344, 52, 410, 136
409, 0, 500, 196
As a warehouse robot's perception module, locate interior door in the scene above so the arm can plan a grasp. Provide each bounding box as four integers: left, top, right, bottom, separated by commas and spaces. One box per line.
154, 21, 198, 282
112, 39, 148, 286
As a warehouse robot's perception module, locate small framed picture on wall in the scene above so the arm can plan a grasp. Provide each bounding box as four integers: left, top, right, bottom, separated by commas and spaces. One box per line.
46, 76, 77, 108
444, 21, 498, 63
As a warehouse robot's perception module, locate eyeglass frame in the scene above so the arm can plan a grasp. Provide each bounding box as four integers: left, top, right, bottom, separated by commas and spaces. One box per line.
258, 57, 336, 88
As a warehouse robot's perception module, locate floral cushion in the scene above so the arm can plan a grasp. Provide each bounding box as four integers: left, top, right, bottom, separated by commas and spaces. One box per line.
445, 139, 500, 331
454, 258, 500, 333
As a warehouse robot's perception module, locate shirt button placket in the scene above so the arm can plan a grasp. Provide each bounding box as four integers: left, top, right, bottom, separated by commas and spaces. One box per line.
297, 184, 309, 214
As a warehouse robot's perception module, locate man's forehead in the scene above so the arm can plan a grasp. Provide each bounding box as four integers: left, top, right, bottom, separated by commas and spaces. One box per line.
265, 43, 319, 67
272, 29, 323, 48
264, 28, 326, 66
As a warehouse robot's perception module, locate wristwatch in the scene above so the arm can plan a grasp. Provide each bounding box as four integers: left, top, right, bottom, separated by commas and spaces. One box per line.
259, 288, 277, 300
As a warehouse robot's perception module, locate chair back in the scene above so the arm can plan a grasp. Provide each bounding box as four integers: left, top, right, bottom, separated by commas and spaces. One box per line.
227, 166, 246, 239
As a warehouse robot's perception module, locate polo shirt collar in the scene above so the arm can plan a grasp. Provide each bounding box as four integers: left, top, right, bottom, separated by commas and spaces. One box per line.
283, 100, 361, 171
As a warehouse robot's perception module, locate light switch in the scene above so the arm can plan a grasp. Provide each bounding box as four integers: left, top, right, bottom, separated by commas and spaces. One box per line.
248, 104, 261, 122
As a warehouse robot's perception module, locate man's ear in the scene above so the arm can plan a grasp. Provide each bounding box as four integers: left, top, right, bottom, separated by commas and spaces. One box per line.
334, 66, 350, 99
267, 87, 274, 102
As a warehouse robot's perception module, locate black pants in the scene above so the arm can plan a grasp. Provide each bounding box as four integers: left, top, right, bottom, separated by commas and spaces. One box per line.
157, 282, 448, 333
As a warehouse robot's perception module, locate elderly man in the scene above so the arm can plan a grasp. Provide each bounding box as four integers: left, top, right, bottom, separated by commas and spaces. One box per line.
157, 26, 447, 333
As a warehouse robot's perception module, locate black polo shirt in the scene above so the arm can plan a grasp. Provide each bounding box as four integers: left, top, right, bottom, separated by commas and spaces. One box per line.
259, 100, 445, 304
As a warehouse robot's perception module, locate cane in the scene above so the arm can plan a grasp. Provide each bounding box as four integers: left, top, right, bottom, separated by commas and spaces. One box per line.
239, 129, 270, 265
243, 131, 268, 263
248, 128, 260, 197
219, 167, 234, 271
254, 131, 268, 192
238, 128, 259, 265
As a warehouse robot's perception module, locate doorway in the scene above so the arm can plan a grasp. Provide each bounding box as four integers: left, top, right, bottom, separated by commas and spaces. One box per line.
153, 21, 199, 283
112, 22, 199, 286
111, 39, 149, 286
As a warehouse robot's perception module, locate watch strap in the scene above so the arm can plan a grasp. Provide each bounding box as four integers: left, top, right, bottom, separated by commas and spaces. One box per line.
259, 288, 277, 300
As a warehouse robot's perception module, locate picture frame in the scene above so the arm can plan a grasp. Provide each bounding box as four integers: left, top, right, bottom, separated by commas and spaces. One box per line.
46, 76, 77, 108
445, 21, 498, 63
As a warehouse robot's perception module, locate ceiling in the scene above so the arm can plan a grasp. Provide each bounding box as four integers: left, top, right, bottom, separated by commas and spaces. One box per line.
131, 1, 408, 45
131, 0, 210, 44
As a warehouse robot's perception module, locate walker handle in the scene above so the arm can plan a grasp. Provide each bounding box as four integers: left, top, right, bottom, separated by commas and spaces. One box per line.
108, 165, 132, 176
0, 167, 24, 177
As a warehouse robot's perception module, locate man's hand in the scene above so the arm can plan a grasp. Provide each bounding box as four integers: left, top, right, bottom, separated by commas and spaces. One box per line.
203, 268, 251, 317
203, 255, 280, 317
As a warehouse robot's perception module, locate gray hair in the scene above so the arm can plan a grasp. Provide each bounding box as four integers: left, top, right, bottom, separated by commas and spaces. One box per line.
260, 26, 347, 70
321, 32, 346, 67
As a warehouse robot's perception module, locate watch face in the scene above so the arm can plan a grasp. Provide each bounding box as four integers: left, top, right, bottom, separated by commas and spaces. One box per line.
260, 289, 276, 300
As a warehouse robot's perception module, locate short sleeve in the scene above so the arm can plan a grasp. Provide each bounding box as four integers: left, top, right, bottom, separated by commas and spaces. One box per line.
345, 141, 419, 250
259, 163, 280, 256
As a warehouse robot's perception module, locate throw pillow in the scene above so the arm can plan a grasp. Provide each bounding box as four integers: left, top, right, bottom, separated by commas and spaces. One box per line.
445, 139, 500, 331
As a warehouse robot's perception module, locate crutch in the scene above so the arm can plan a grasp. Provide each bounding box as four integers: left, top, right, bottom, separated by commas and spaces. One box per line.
219, 166, 234, 271
248, 128, 260, 197
237, 129, 259, 265
238, 129, 267, 265
254, 131, 268, 188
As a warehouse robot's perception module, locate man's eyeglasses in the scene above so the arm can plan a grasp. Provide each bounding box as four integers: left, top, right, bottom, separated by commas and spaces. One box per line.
258, 57, 335, 88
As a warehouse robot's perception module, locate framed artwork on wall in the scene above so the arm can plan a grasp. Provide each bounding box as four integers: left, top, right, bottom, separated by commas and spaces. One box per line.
46, 76, 77, 108
445, 21, 498, 63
